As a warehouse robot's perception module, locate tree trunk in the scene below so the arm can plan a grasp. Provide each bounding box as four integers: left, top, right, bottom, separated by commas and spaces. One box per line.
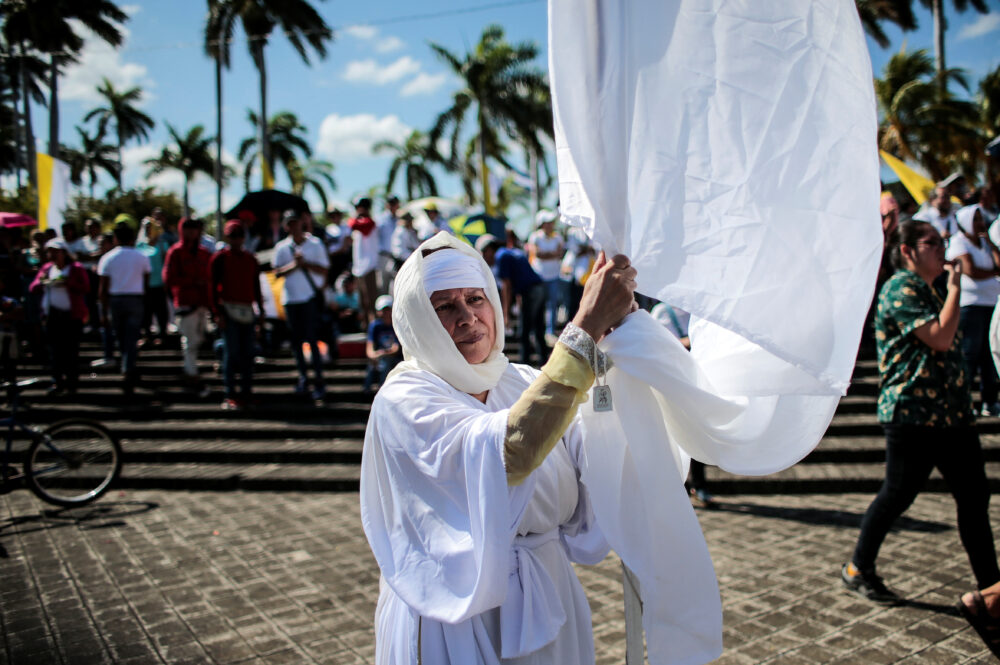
215, 55, 224, 237
89, 171, 95, 199
47, 57, 59, 159
20, 47, 36, 189
529, 145, 540, 216
183, 176, 190, 217
117, 134, 124, 190
932, 0, 946, 90
252, 39, 270, 189
478, 112, 492, 215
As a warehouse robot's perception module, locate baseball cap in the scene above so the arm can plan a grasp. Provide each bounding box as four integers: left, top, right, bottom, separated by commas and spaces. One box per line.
375, 295, 394, 311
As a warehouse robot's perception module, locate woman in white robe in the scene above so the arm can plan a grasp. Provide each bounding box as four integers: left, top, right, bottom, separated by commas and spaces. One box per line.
361, 232, 637, 664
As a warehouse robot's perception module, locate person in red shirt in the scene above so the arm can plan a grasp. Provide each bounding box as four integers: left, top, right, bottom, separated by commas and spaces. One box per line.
163, 217, 213, 393
211, 220, 264, 409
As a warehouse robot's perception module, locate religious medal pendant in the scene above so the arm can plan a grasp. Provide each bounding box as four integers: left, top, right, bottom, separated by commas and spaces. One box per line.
593, 384, 613, 412
592, 345, 613, 412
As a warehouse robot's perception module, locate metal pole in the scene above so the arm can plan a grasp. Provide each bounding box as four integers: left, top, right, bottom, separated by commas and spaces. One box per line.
623, 562, 644, 664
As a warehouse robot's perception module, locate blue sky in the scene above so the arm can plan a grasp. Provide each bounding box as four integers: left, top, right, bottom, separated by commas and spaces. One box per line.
15, 0, 1000, 217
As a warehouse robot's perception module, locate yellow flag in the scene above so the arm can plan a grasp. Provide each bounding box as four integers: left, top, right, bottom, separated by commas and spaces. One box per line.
261, 154, 275, 190
37, 153, 71, 231
879, 150, 935, 206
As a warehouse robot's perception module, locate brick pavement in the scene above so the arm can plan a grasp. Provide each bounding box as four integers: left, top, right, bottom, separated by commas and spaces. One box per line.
2, 489, 996, 664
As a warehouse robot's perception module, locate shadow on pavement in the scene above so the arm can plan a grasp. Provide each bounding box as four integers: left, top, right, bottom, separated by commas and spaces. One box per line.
704, 500, 951, 533
0, 500, 160, 546
895, 597, 961, 618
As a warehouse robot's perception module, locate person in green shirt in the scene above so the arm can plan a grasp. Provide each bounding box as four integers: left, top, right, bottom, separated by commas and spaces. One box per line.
842, 219, 1000, 621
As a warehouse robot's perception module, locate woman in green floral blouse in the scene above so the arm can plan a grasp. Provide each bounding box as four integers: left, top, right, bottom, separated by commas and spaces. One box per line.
842, 219, 1000, 621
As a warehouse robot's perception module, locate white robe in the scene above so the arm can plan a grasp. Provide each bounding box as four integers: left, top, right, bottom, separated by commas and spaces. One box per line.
361, 363, 610, 665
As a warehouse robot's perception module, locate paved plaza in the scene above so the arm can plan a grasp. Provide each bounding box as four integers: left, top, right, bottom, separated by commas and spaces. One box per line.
1, 488, 996, 664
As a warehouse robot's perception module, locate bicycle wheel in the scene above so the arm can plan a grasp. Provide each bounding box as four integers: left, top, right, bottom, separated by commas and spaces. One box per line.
25, 419, 122, 507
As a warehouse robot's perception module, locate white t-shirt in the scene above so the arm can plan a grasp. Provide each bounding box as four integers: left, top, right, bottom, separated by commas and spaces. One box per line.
390, 225, 420, 262
70, 236, 101, 270
97, 246, 150, 295
273, 234, 330, 305
945, 233, 1000, 307
913, 206, 959, 237
352, 227, 380, 277
527, 230, 565, 281
44, 264, 72, 313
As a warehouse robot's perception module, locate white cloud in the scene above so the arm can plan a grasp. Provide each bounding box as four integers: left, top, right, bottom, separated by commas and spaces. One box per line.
343, 56, 421, 85
344, 25, 377, 40
376, 36, 406, 53
120, 144, 239, 214
61, 20, 154, 105
316, 113, 411, 161
343, 24, 404, 52
401, 72, 449, 97
958, 12, 1000, 40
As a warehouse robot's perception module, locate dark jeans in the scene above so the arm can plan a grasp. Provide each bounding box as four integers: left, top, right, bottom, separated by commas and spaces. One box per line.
44, 308, 82, 391
109, 295, 144, 379
221, 318, 255, 398
852, 424, 1000, 589
519, 282, 548, 364
285, 298, 324, 389
364, 356, 400, 392
688, 460, 708, 491
960, 305, 998, 406
142, 284, 170, 338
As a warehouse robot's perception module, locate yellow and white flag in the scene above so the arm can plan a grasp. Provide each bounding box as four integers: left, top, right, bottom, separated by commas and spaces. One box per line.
37, 153, 71, 233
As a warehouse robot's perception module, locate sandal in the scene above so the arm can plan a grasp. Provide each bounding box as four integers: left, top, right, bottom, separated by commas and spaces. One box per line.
959, 590, 1000, 658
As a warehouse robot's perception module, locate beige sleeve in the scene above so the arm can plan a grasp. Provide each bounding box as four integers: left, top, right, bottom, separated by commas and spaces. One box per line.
504, 343, 595, 486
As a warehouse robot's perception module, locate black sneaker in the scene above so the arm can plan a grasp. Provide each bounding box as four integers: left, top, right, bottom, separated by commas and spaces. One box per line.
841, 562, 901, 605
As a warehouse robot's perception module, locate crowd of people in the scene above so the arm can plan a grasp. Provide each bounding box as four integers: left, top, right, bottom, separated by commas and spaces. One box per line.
0, 195, 609, 412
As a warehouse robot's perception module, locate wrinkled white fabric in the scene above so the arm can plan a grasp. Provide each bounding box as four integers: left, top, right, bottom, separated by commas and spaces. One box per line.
550, 1, 881, 664
388, 232, 508, 394
361, 364, 610, 664
422, 249, 489, 296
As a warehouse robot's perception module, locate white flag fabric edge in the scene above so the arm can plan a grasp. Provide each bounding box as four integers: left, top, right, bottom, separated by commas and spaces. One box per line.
549, 1, 881, 663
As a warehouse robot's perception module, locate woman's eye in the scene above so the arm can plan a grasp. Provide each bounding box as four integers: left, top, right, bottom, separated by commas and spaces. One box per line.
434, 303, 452, 312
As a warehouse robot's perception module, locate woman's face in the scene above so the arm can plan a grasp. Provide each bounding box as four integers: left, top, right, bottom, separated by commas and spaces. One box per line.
906, 227, 947, 279
430, 287, 497, 365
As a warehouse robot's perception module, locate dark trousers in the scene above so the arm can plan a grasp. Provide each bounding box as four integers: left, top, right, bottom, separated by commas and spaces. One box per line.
364, 356, 400, 392
44, 308, 82, 391
852, 424, 1000, 589
519, 282, 548, 364
221, 318, 255, 398
109, 295, 144, 379
142, 285, 169, 338
285, 299, 324, 389
960, 305, 998, 406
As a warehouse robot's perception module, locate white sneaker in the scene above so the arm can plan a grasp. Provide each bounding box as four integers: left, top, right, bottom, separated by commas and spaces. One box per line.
981, 402, 1000, 418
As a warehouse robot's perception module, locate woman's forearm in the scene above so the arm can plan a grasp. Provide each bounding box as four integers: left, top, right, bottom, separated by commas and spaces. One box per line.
504, 344, 594, 485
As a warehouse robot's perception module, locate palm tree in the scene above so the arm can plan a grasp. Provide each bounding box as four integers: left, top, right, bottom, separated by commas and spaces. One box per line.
373, 130, 442, 200
238, 110, 311, 190
204, 0, 332, 188
919, 0, 988, 83
60, 124, 118, 198
855, 0, 919, 48
84, 78, 155, 189
0, 39, 47, 188
0, 0, 126, 158
288, 159, 337, 212
144, 124, 218, 215
875, 48, 981, 179
979, 65, 1000, 139
429, 24, 549, 215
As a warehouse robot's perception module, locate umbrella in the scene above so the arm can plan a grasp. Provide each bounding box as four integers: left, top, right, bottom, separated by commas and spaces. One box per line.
224, 190, 310, 225
448, 212, 506, 246
0, 212, 38, 229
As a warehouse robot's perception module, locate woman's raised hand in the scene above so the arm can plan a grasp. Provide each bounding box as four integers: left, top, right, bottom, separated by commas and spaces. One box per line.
571, 251, 637, 341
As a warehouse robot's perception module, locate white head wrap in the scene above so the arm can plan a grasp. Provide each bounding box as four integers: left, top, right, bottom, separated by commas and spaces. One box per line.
389, 232, 508, 394
956, 204, 982, 235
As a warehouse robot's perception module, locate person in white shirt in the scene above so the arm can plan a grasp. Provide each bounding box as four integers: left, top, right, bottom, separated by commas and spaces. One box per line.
560, 226, 597, 322
274, 209, 329, 400
914, 186, 959, 239
390, 211, 420, 266
375, 195, 401, 295
419, 203, 454, 240
349, 197, 381, 326
947, 205, 1000, 416
527, 210, 566, 336
97, 222, 151, 394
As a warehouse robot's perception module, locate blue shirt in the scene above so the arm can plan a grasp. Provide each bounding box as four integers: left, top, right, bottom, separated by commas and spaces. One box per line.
368, 318, 400, 354
495, 248, 541, 296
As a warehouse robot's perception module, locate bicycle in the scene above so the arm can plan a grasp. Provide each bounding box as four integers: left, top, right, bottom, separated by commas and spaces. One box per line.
1, 377, 122, 507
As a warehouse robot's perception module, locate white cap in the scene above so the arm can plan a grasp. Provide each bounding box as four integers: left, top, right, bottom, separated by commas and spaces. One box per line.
375, 294, 394, 311
535, 209, 559, 226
